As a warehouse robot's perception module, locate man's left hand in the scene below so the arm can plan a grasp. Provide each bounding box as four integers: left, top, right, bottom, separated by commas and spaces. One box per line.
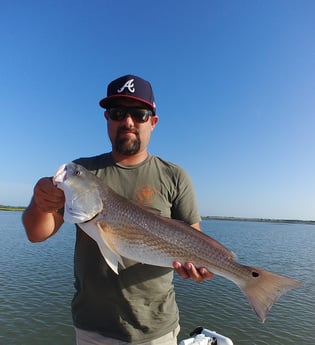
173, 261, 214, 283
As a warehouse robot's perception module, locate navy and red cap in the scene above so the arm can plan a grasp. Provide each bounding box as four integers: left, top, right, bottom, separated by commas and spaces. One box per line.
99, 75, 156, 114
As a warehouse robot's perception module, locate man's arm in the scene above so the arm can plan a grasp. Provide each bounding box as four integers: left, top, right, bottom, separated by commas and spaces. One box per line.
22, 177, 65, 242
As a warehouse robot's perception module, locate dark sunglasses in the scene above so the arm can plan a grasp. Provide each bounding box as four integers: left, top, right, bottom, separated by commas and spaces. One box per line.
107, 107, 153, 123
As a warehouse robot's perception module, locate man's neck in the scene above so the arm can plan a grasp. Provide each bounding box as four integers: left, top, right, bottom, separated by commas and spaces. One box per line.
111, 150, 149, 166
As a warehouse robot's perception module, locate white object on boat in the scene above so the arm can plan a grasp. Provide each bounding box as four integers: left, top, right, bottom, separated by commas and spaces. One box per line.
179, 327, 233, 345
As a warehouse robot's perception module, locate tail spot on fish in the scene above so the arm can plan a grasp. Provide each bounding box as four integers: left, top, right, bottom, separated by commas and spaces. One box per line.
252, 271, 260, 278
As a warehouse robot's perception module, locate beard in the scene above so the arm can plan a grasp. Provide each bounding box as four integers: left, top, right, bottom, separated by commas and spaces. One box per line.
114, 127, 141, 155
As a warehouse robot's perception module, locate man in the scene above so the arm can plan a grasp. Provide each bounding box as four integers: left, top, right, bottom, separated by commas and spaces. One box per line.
23, 75, 213, 345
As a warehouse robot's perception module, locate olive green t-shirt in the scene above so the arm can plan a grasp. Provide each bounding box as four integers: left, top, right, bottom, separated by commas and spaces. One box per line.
71, 153, 200, 344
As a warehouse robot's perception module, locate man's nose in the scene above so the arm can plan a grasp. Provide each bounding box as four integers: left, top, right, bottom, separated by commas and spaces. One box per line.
123, 113, 135, 125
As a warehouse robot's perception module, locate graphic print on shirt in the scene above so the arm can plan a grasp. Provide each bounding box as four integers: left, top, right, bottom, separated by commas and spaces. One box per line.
134, 184, 158, 205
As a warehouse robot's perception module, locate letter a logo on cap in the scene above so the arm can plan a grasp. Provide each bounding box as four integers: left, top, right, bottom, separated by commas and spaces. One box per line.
117, 79, 135, 93
99, 75, 156, 111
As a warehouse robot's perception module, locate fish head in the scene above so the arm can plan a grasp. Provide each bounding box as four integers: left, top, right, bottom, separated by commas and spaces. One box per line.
53, 162, 103, 224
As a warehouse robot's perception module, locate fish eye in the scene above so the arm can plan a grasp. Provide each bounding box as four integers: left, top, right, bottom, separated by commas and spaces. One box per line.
251, 271, 260, 278
74, 170, 81, 176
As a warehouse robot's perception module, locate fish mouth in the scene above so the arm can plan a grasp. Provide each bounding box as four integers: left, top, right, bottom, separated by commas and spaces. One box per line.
53, 164, 67, 185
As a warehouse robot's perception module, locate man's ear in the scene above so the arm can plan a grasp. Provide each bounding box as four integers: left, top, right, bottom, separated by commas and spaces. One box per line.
151, 115, 159, 130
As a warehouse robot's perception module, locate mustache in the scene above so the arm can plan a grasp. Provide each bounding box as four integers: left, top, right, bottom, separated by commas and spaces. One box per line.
117, 125, 139, 135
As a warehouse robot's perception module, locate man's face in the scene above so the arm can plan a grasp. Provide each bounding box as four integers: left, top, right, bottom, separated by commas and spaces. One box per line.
105, 99, 158, 156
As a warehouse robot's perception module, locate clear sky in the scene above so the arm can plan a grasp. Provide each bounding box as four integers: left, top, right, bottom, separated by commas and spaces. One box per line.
1, 0, 314, 220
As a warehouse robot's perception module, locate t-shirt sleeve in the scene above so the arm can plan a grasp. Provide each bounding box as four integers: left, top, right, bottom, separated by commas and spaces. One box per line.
170, 167, 201, 225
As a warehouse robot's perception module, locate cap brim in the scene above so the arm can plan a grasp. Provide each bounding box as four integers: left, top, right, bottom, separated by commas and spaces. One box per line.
99, 95, 155, 112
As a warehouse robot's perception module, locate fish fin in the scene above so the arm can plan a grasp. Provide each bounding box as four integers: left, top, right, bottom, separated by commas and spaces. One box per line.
203, 234, 237, 261
160, 216, 238, 260
95, 222, 126, 273
239, 266, 303, 322
78, 221, 125, 274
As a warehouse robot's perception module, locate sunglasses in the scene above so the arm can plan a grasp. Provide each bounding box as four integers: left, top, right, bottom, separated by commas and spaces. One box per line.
107, 107, 154, 123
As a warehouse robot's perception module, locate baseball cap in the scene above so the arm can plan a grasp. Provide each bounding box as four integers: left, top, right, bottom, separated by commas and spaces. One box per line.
99, 75, 156, 113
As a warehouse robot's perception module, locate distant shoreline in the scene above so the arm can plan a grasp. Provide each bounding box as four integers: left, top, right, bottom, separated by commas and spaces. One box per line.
202, 216, 315, 225
0, 206, 26, 212
1, 206, 314, 225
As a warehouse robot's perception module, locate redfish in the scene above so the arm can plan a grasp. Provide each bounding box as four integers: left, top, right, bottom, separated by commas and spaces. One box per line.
53, 162, 302, 322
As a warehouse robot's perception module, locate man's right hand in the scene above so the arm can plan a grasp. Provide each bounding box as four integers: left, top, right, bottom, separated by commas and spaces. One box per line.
22, 177, 65, 242
33, 177, 65, 213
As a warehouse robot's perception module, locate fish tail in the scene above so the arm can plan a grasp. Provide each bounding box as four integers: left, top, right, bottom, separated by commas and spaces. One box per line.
239, 267, 302, 322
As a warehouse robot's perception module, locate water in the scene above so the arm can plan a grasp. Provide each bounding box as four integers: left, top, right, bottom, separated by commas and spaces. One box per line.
0, 212, 314, 345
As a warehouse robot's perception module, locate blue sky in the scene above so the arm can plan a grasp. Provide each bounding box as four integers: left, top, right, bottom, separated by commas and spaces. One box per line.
1, 0, 314, 220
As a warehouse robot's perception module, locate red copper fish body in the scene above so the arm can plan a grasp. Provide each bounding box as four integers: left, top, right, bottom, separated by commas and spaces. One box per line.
53, 162, 302, 322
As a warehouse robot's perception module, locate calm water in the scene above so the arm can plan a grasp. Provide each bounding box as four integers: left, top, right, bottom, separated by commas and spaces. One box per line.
0, 212, 314, 345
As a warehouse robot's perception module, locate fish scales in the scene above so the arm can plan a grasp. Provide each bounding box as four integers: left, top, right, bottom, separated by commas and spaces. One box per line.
104, 188, 235, 260
53, 162, 303, 322
99, 193, 235, 271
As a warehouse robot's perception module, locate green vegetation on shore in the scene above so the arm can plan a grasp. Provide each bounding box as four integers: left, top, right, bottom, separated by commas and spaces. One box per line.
0, 205, 26, 212
0, 205, 313, 225
202, 215, 315, 225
